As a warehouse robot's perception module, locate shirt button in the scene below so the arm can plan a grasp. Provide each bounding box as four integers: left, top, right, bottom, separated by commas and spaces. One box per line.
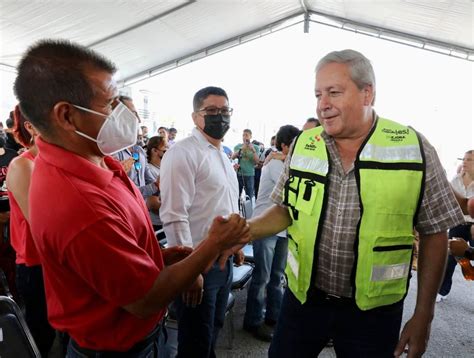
338, 210, 342, 216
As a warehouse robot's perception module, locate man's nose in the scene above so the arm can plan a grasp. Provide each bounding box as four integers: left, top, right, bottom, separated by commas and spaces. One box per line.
318, 94, 331, 111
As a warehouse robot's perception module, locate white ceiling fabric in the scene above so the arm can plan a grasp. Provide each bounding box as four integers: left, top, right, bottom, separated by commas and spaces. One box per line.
0, 0, 472, 84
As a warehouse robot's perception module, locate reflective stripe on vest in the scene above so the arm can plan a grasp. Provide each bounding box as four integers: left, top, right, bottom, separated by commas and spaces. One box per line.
290, 154, 329, 174
360, 144, 422, 162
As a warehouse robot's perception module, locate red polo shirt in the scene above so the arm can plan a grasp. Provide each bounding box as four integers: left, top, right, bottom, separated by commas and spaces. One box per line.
29, 137, 165, 351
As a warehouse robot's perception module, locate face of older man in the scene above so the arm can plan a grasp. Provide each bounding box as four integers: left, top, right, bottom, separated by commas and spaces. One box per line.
315, 62, 373, 140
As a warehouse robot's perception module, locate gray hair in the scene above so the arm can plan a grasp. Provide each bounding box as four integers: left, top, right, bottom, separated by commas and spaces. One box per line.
316, 49, 376, 94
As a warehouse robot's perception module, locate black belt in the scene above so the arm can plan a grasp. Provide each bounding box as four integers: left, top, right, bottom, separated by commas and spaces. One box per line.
70, 321, 163, 357
307, 287, 355, 305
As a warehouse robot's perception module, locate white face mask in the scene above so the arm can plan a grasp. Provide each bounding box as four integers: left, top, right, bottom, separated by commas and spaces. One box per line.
73, 102, 138, 155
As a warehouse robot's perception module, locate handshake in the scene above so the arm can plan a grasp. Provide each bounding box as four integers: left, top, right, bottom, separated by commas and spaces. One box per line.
207, 213, 252, 252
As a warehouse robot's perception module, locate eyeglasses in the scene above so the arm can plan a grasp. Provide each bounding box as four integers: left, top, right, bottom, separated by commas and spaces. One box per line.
197, 106, 233, 116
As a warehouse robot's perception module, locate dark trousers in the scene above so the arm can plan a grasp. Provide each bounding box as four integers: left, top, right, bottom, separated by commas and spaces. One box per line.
16, 264, 56, 357
244, 235, 288, 327
175, 259, 233, 358
439, 223, 473, 296
237, 174, 255, 199
269, 289, 403, 358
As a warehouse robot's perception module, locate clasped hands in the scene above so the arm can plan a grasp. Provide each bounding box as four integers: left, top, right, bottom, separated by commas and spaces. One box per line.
181, 213, 251, 307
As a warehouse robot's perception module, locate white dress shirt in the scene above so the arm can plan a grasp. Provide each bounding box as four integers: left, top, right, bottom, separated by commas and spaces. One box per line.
160, 128, 239, 247
253, 157, 286, 237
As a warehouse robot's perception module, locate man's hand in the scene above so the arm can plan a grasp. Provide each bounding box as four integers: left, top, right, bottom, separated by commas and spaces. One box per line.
162, 246, 193, 266
449, 238, 469, 257
182, 274, 204, 307
146, 196, 161, 213
394, 313, 432, 358
120, 158, 135, 173
0, 211, 10, 224
207, 214, 251, 252
217, 247, 245, 270
394, 232, 445, 358
263, 151, 286, 166
234, 249, 245, 266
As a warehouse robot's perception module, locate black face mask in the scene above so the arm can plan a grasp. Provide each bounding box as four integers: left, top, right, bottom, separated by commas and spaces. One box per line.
202, 114, 230, 140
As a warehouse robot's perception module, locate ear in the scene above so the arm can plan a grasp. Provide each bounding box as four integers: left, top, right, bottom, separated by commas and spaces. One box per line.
52, 101, 78, 131
363, 85, 375, 106
191, 112, 199, 126
24, 121, 39, 138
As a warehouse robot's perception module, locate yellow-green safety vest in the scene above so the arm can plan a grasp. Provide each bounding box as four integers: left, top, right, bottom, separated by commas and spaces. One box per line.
284, 117, 425, 310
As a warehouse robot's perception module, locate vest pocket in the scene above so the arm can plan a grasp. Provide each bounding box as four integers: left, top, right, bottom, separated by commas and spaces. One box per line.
367, 240, 412, 298
295, 181, 319, 216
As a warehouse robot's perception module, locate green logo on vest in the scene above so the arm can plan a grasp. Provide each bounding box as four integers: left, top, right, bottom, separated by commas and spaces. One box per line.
304, 135, 321, 151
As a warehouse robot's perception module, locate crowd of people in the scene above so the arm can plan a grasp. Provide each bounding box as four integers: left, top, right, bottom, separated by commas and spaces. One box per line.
0, 39, 472, 358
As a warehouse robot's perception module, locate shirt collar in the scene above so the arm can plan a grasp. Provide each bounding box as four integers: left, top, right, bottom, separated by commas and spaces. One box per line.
321, 111, 378, 142
36, 137, 120, 189
192, 127, 221, 150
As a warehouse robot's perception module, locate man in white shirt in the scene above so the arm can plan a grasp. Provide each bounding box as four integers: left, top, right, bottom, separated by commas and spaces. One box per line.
160, 86, 240, 358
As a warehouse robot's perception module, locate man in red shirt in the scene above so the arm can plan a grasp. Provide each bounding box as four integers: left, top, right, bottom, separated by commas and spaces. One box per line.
13, 39, 250, 356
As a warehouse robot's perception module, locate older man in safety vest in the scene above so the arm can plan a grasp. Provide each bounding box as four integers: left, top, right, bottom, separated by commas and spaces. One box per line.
247, 49, 464, 358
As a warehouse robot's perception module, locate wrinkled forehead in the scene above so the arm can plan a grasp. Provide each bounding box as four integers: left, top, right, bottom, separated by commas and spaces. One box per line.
315, 62, 353, 89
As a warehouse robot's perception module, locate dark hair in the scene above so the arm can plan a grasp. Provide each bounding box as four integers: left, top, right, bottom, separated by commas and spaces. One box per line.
193, 86, 228, 111
146, 136, 167, 162
169, 127, 177, 133
276, 125, 300, 151
14, 39, 116, 135
306, 117, 320, 126
12, 106, 32, 148
6, 112, 14, 129
158, 126, 168, 133
243, 129, 252, 135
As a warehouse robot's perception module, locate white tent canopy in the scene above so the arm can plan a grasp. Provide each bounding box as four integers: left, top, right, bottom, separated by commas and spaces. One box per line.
1, 0, 472, 86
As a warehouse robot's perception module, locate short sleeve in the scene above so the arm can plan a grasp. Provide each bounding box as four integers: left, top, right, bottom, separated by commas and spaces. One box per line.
270, 151, 292, 206
415, 134, 464, 235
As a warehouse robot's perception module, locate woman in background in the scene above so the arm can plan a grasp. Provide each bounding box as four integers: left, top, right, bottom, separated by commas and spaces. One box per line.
437, 150, 474, 301
7, 105, 55, 356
